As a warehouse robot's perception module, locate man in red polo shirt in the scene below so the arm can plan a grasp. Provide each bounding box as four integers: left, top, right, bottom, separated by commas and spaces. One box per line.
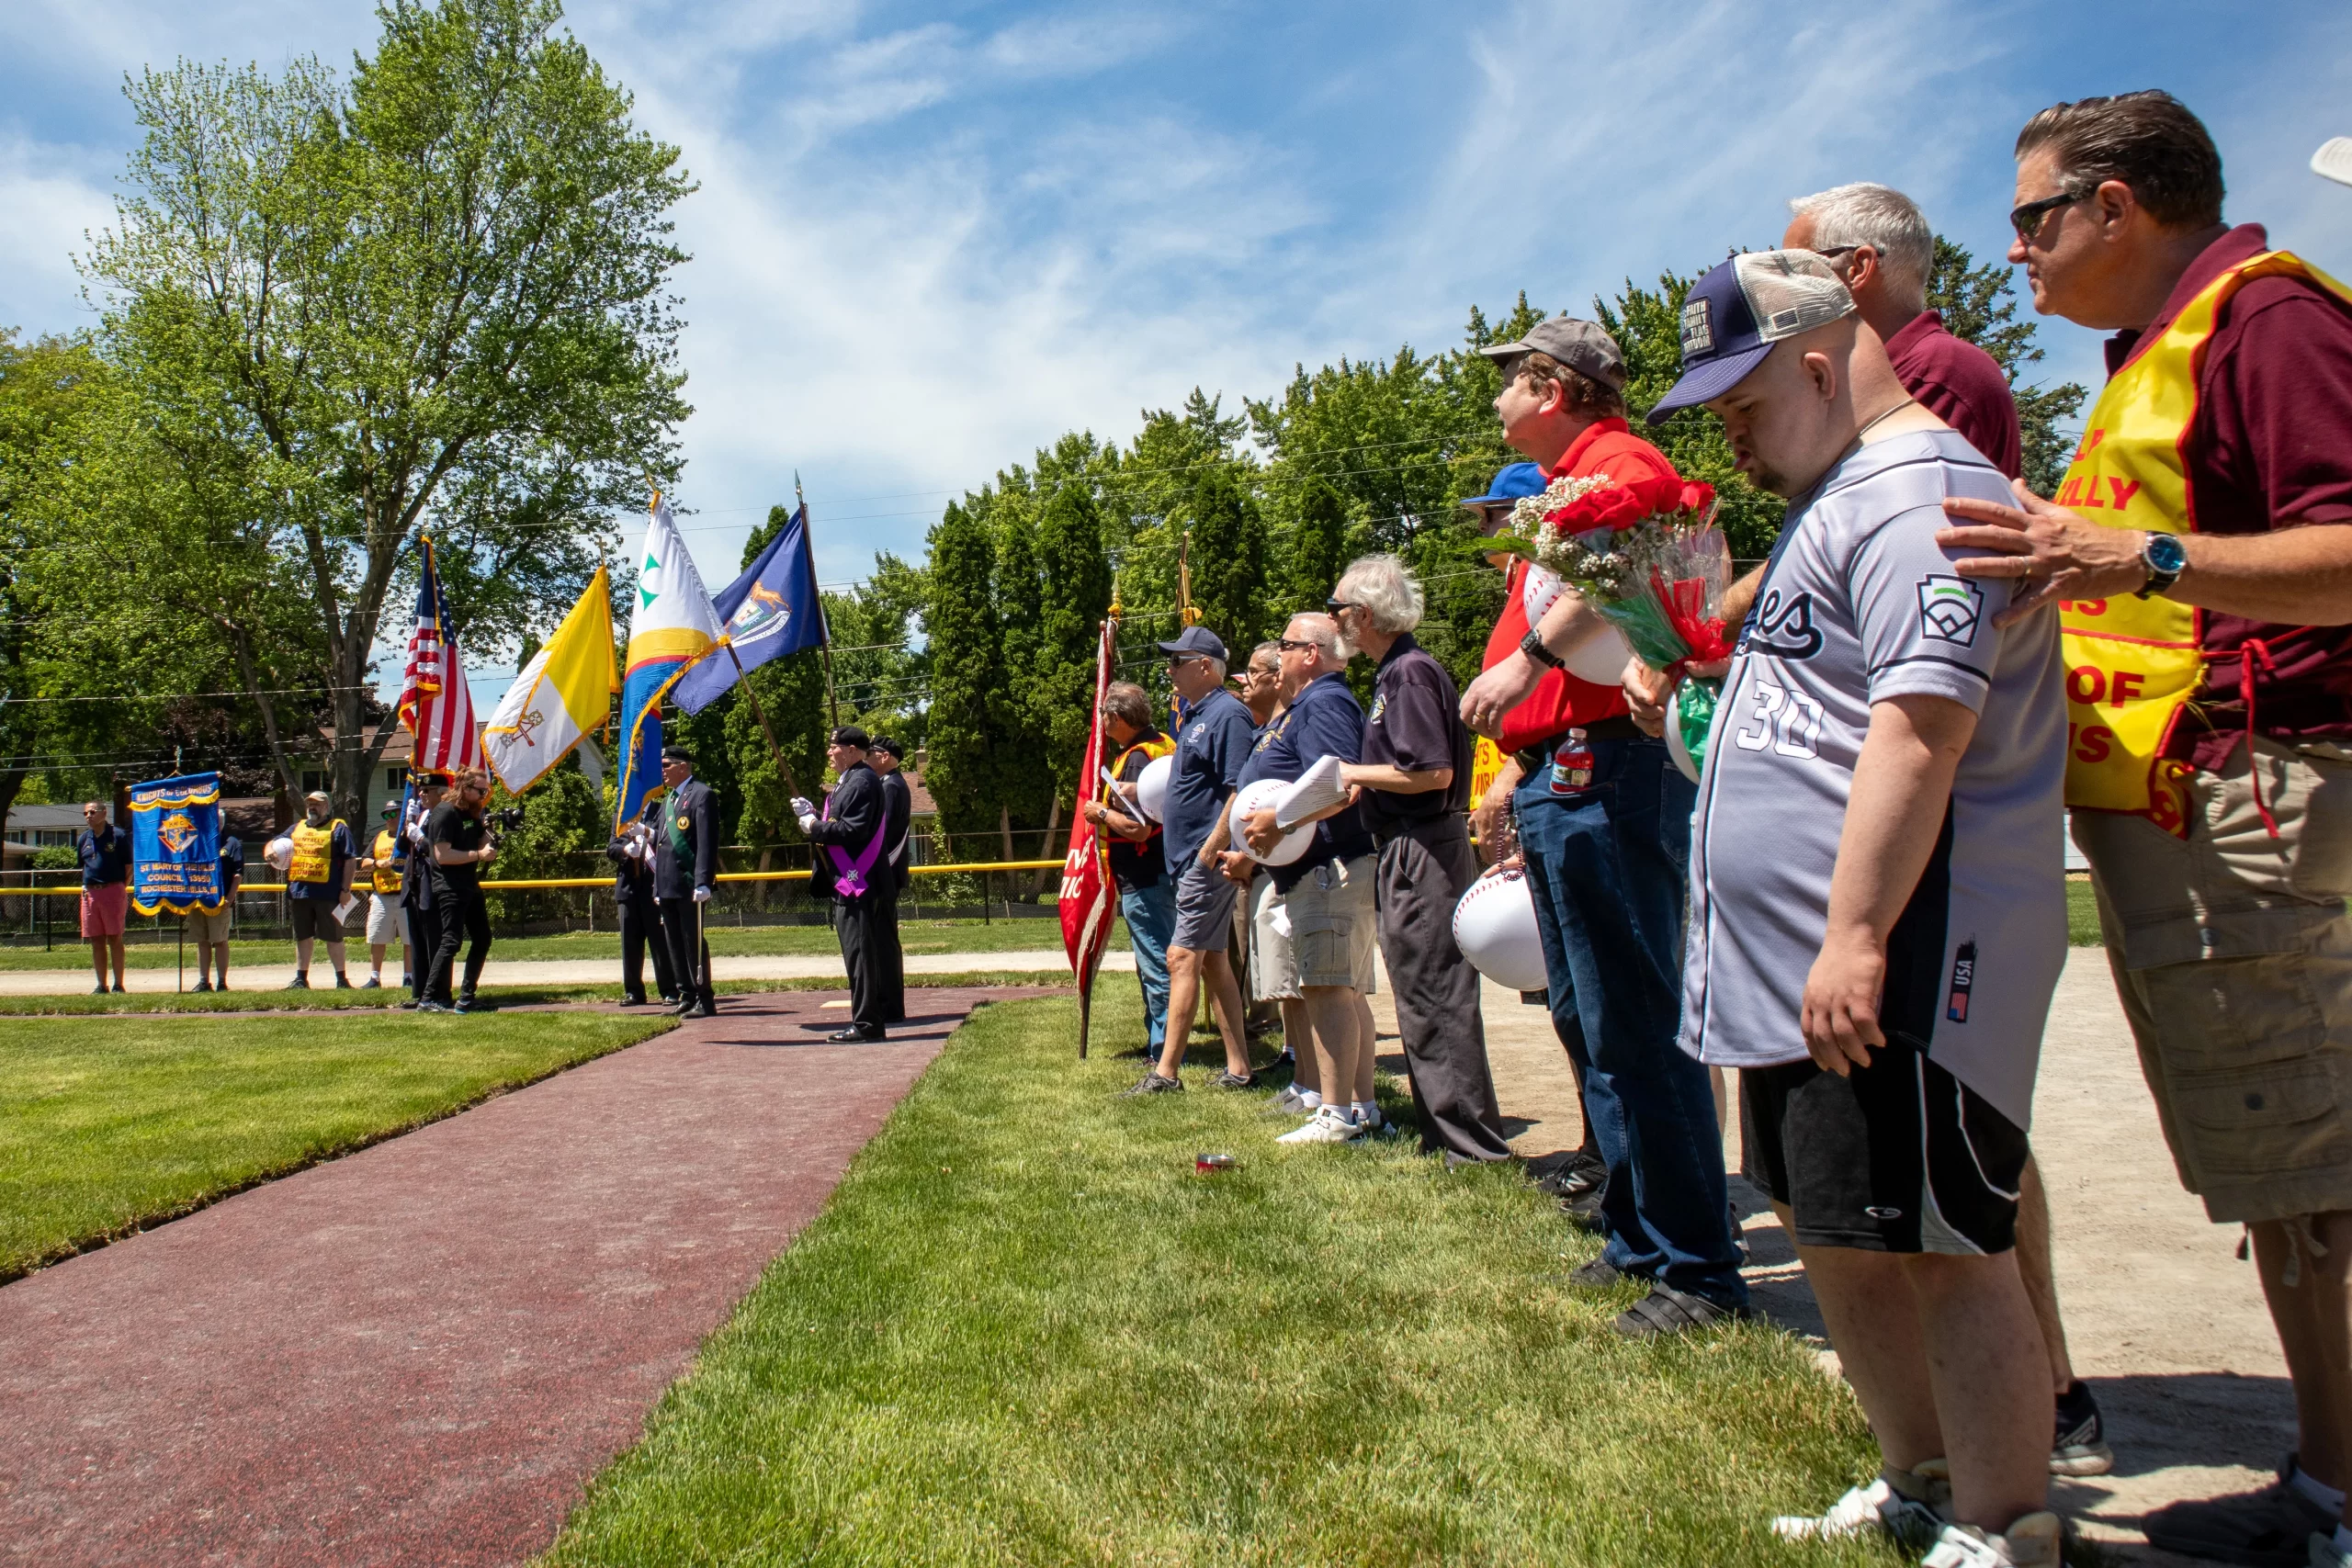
1459, 317, 1749, 1337
1937, 91, 2352, 1568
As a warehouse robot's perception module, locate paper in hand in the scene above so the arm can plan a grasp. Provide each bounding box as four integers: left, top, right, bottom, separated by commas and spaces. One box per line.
1274, 753, 1348, 829
334, 892, 361, 926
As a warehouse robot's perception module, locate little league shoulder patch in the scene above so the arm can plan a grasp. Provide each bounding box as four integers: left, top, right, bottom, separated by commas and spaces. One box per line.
1916, 574, 1984, 646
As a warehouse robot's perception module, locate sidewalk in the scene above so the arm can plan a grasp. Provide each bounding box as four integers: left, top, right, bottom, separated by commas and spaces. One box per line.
1394, 947, 2288, 1564
0, 949, 1119, 996
0, 987, 1053, 1568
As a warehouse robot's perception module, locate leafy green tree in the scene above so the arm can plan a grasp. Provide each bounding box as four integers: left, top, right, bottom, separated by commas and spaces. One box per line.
920, 501, 1011, 851
481, 756, 605, 926
1927, 237, 2087, 496
1031, 481, 1112, 806
82, 0, 692, 825
1183, 466, 1269, 656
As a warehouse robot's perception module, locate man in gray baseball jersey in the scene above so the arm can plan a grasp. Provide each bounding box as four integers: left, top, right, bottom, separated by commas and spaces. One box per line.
1658, 251, 2068, 1566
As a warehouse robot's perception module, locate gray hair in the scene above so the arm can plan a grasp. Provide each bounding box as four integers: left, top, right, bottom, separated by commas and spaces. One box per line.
1100, 681, 1152, 731
1334, 553, 1424, 635
1249, 639, 1282, 671
1283, 611, 1346, 665
1789, 182, 1932, 312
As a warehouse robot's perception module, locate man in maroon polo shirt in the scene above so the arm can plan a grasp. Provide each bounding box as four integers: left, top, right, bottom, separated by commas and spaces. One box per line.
1935, 90, 2352, 1568
1785, 182, 2021, 479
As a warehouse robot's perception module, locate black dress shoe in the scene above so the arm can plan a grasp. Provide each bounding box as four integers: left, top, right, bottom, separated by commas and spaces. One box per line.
618, 996, 645, 1007
678, 1001, 714, 1020
826, 1025, 884, 1043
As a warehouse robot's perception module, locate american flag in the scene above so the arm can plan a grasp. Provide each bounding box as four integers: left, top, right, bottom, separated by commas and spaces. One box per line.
397, 537, 482, 773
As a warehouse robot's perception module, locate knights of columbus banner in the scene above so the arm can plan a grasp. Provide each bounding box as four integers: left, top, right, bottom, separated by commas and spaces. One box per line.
130, 772, 224, 916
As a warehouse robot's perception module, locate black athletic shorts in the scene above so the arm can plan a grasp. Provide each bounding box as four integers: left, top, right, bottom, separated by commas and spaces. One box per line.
288, 898, 344, 942
1740, 1043, 2028, 1256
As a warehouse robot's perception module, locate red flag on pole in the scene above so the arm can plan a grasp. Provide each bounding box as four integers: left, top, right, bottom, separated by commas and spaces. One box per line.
1060, 614, 1118, 1058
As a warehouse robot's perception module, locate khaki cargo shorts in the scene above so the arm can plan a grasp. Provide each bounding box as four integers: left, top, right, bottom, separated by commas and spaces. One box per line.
1248, 872, 1300, 1002
2074, 737, 2352, 1224
186, 902, 233, 945
1283, 853, 1378, 994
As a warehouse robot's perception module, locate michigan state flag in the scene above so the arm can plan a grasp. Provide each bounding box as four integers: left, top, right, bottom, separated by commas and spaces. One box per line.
130, 773, 224, 915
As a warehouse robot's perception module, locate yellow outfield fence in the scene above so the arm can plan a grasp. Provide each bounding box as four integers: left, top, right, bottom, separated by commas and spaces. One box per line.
0, 860, 1067, 897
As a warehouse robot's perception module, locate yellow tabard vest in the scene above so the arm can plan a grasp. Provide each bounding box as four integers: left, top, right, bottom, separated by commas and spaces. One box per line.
2056, 249, 2352, 836
370, 829, 401, 896
288, 819, 345, 886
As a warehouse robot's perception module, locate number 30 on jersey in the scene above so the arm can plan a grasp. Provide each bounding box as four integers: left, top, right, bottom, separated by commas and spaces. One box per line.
1732, 681, 1823, 760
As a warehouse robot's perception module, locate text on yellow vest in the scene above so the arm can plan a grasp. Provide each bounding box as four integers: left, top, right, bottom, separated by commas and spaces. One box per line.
370, 829, 401, 896
288, 819, 345, 886
2054, 249, 2352, 836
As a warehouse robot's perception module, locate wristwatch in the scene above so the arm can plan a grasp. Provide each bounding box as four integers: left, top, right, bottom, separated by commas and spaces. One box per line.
2135, 531, 2187, 599
1519, 627, 1564, 669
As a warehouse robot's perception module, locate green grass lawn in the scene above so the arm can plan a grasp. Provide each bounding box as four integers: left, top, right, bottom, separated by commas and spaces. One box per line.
541, 987, 1885, 1568
2065, 876, 2099, 946
0, 916, 1101, 971
0, 1010, 674, 1280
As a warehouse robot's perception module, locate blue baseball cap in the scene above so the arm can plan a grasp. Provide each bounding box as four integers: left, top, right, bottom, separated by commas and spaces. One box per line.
1457, 461, 1547, 512
1156, 625, 1229, 662
1645, 251, 1856, 425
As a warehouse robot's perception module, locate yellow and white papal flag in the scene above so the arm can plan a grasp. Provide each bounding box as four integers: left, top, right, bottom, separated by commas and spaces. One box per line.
482, 566, 619, 795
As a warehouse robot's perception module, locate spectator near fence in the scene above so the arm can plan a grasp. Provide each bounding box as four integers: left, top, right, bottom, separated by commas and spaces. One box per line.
189, 831, 241, 993
285, 789, 356, 990
358, 801, 410, 990
77, 799, 131, 995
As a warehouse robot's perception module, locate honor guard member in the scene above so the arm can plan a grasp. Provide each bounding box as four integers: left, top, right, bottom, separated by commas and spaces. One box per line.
397, 773, 447, 1009
357, 800, 411, 989
795, 727, 893, 1042
654, 746, 719, 1019
423, 768, 496, 1012
867, 735, 912, 1023
286, 790, 357, 989
606, 794, 677, 1007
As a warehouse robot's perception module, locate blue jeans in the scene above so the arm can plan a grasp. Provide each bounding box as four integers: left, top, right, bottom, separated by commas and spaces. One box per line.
1121, 880, 1179, 1047
1516, 734, 1746, 1307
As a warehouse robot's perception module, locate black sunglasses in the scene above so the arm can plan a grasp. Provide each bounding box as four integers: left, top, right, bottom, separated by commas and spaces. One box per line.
1276, 637, 1322, 653
2010, 187, 2089, 242
1324, 598, 1361, 615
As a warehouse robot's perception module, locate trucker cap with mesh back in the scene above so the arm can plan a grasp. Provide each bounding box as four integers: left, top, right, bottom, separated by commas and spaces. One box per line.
1645, 251, 1857, 424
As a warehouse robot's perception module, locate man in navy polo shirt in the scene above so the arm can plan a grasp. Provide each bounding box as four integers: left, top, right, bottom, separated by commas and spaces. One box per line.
76, 799, 133, 995
1238, 612, 1384, 1144
1128, 626, 1259, 1095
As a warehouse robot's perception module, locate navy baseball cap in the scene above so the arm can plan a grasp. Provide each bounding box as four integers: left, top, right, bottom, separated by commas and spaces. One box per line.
1156, 625, 1228, 662
1645, 251, 1856, 425
1457, 461, 1547, 512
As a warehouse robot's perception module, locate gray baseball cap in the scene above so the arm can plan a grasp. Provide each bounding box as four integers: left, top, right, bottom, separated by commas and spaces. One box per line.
1478, 316, 1628, 391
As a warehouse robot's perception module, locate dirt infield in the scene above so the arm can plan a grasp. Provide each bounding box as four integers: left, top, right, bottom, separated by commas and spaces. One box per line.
0, 987, 1055, 1568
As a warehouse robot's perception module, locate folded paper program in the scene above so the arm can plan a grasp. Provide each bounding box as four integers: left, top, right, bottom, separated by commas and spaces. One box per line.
1273, 753, 1348, 829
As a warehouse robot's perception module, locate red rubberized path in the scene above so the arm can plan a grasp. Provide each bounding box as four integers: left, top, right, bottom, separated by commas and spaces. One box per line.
0, 987, 1057, 1567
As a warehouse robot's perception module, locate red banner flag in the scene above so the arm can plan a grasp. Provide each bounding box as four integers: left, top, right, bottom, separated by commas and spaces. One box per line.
1060, 615, 1118, 1057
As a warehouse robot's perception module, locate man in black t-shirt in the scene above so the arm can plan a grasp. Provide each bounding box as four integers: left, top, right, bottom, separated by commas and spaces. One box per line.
1332, 555, 1511, 1164
421, 768, 496, 1012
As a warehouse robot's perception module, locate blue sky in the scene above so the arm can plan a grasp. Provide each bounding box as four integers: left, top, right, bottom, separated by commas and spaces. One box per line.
6, 0, 2351, 701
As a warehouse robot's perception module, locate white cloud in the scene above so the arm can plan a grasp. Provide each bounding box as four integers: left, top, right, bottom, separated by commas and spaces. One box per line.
0, 134, 117, 333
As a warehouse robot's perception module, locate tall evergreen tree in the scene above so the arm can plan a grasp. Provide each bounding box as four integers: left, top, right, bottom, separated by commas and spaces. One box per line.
921, 500, 1009, 847
1184, 465, 1269, 657
1284, 477, 1351, 620
1031, 482, 1111, 806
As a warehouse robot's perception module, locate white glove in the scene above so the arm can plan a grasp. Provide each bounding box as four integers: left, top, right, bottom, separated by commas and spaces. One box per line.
789, 795, 816, 819
797, 814, 818, 835
692, 886, 711, 904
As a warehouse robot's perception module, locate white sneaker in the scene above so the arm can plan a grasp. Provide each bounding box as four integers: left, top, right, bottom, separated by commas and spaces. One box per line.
1276, 1105, 1366, 1145
1770, 1462, 1950, 1550
1919, 1511, 2064, 1568
1355, 1104, 1385, 1133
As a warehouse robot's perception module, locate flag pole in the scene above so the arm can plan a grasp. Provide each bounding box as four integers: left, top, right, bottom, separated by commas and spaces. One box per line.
724, 639, 803, 801
798, 472, 840, 728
